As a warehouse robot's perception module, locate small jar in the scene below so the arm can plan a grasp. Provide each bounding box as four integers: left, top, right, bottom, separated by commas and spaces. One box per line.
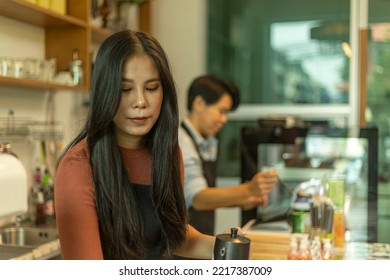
0, 57, 13, 77
40, 58, 56, 81
12, 58, 24, 78
23, 58, 42, 79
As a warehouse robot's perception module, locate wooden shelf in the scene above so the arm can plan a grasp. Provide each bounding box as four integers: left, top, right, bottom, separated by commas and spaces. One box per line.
0, 76, 86, 92
0, 0, 87, 28
0, 0, 150, 93
0, 0, 91, 91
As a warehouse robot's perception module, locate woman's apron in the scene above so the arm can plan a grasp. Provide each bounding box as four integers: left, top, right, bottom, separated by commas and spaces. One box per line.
181, 122, 217, 235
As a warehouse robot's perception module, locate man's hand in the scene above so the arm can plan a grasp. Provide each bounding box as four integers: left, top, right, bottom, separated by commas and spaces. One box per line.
248, 169, 278, 197
222, 226, 247, 237
239, 193, 269, 210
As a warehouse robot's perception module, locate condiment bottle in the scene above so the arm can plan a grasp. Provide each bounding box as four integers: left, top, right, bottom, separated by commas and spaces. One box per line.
299, 237, 312, 260
42, 168, 54, 216
35, 191, 46, 226
333, 210, 345, 247
287, 236, 299, 260
69, 49, 84, 85
321, 238, 334, 260
310, 236, 322, 260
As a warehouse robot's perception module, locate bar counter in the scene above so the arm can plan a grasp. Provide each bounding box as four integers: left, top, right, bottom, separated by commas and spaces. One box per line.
248, 230, 390, 260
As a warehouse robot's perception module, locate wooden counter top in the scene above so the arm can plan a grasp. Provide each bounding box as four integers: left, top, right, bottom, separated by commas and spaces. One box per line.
247, 230, 390, 260
248, 230, 291, 260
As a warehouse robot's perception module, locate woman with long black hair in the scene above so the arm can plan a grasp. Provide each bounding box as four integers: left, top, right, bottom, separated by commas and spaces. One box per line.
55, 30, 215, 259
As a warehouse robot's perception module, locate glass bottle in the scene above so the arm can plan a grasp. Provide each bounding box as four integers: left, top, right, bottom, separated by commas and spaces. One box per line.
35, 191, 46, 226
287, 236, 299, 260
299, 237, 312, 260
28, 167, 42, 222
321, 238, 334, 260
42, 168, 54, 217
310, 236, 322, 260
68, 49, 84, 85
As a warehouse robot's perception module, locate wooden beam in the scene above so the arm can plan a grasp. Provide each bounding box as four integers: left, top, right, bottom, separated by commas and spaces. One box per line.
139, 1, 151, 34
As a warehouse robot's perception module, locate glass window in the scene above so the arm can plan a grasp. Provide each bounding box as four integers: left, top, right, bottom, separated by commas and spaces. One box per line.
208, 0, 389, 245
270, 20, 349, 104
207, 0, 350, 104
366, 0, 390, 244
209, 0, 351, 177
367, 1, 390, 176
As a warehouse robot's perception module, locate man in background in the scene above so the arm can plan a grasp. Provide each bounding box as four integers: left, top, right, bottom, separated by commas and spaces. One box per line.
179, 74, 278, 235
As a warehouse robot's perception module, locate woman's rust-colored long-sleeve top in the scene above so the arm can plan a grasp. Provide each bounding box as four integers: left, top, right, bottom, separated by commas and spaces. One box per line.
54, 138, 184, 259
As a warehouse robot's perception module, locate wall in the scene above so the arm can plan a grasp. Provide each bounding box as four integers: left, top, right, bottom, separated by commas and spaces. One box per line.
0, 16, 86, 186
0, 0, 206, 179
151, 0, 206, 119
0, 17, 46, 121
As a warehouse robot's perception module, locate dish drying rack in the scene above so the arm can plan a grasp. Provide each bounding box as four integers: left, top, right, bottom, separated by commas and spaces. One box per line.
0, 117, 63, 141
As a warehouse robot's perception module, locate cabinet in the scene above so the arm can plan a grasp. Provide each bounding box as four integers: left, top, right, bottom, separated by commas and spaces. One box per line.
0, 0, 112, 92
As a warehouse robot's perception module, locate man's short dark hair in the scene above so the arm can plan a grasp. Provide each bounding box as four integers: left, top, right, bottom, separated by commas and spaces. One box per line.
187, 74, 240, 112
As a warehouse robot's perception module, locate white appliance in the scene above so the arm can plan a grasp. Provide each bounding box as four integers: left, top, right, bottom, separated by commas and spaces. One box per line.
0, 152, 28, 221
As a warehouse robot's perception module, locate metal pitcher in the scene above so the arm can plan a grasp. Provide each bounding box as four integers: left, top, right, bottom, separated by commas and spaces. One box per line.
213, 227, 251, 260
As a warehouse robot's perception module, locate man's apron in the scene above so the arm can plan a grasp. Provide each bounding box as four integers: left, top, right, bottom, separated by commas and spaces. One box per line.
181, 122, 217, 235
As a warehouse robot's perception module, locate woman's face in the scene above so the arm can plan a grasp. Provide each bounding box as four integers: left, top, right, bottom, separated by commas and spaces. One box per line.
113, 54, 163, 149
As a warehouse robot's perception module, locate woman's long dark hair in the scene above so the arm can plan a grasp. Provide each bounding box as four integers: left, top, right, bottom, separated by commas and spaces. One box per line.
57, 30, 187, 259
